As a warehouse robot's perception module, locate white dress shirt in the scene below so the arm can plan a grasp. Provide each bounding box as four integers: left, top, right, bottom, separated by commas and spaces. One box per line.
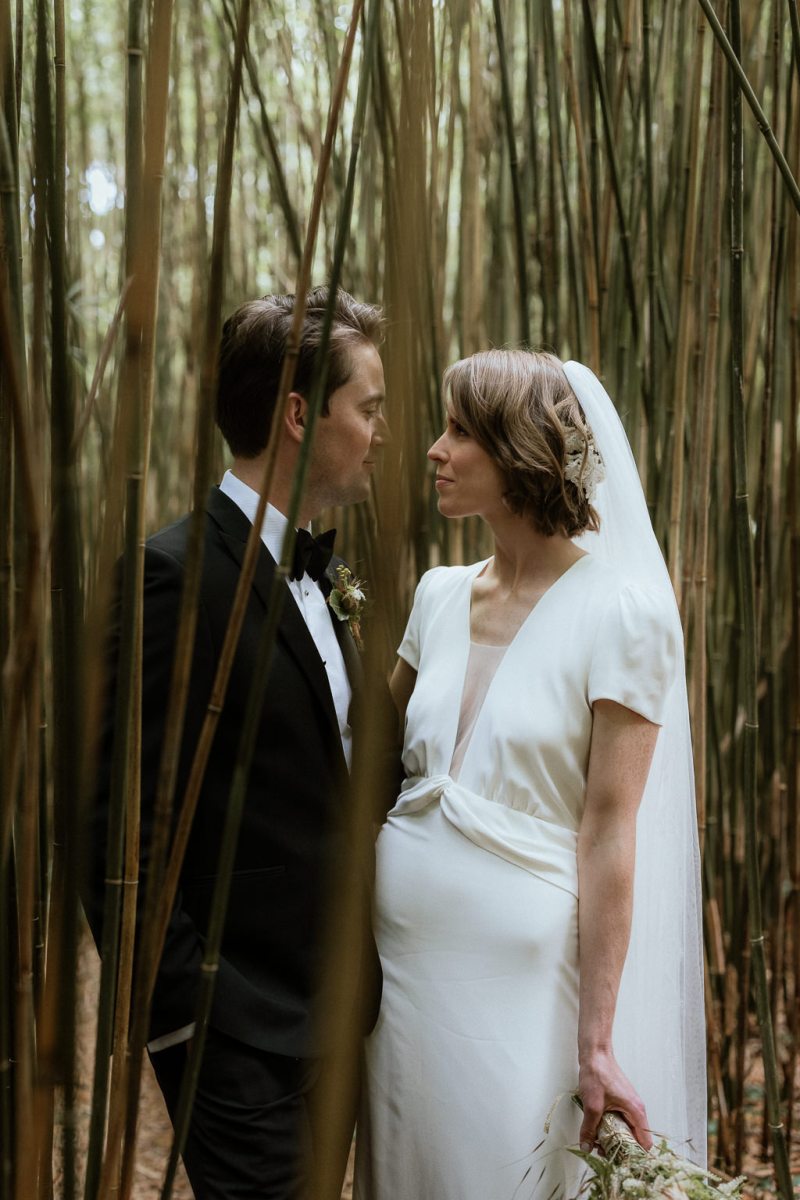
218, 469, 353, 770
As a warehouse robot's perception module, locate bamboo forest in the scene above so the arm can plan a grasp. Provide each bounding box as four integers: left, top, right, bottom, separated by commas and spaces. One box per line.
1, 0, 799, 1197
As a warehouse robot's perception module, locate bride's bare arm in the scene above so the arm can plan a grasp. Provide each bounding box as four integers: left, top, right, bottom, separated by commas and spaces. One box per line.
576, 698, 660, 1152
389, 658, 417, 726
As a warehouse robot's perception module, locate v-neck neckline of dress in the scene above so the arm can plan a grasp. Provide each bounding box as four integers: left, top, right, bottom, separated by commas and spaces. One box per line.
446, 554, 592, 781
467, 552, 591, 651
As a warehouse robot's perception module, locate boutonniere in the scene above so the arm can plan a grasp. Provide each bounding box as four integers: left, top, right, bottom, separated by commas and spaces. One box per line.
327, 565, 367, 650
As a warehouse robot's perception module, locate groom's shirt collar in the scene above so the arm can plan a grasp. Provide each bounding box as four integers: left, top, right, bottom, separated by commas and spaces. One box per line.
218, 468, 300, 562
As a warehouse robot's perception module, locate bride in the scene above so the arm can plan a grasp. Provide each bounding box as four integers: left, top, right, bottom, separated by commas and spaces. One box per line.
355, 352, 705, 1199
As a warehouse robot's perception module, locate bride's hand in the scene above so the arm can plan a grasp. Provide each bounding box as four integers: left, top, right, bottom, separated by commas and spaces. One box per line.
577, 1048, 652, 1153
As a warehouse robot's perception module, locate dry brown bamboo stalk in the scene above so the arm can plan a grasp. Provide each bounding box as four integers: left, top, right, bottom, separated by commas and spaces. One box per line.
691, 31, 725, 855
563, 0, 600, 371
667, 10, 706, 603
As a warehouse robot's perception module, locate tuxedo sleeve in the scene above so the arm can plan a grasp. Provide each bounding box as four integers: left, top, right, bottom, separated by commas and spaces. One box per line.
83, 543, 215, 1039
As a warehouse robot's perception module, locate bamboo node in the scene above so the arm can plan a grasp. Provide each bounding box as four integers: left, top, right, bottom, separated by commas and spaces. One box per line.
749, 934, 765, 945
200, 962, 220, 975
127, 47, 144, 57
207, 702, 223, 714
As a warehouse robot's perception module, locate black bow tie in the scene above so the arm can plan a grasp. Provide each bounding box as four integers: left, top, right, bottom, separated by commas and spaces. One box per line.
289, 527, 336, 582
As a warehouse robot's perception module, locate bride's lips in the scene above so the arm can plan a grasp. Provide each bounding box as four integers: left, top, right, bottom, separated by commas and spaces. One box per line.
435, 476, 453, 489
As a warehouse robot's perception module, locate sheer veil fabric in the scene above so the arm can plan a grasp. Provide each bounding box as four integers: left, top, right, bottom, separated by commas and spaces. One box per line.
563, 361, 707, 1164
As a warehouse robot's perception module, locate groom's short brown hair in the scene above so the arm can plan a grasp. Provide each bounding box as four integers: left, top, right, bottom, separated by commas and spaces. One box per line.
216, 286, 384, 458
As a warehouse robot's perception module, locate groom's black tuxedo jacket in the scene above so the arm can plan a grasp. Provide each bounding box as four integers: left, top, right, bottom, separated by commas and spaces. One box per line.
85, 487, 382, 1058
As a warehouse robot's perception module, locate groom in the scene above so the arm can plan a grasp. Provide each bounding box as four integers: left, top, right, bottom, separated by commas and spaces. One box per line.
85, 287, 387, 1198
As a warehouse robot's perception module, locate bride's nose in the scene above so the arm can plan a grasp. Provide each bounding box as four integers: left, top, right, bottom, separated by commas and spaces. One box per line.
428, 434, 447, 462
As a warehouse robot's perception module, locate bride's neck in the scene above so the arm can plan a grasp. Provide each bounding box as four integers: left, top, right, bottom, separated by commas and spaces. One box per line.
486, 514, 583, 594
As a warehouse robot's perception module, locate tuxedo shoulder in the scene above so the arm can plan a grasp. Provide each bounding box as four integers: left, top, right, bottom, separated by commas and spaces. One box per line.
145, 513, 195, 566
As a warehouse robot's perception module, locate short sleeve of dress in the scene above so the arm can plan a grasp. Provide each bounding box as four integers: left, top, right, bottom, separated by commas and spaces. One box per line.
587, 583, 680, 725
397, 567, 444, 670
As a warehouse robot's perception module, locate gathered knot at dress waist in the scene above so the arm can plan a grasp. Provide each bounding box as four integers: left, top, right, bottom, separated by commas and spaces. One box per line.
388, 774, 579, 898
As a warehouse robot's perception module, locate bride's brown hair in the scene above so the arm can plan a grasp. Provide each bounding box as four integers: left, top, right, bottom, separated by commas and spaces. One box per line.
442, 349, 601, 538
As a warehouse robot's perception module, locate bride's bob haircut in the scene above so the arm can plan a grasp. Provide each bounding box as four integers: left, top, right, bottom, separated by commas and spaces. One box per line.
442, 349, 601, 538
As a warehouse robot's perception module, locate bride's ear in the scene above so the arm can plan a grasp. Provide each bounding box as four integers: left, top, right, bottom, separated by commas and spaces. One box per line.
284, 392, 308, 444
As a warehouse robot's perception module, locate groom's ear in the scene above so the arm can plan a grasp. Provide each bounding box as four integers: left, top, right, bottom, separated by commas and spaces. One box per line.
284, 391, 308, 444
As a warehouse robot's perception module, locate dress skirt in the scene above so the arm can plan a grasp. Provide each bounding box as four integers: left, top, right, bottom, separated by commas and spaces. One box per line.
355, 803, 584, 1200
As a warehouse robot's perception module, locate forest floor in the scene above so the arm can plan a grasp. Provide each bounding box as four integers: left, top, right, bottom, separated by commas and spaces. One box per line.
67, 931, 797, 1199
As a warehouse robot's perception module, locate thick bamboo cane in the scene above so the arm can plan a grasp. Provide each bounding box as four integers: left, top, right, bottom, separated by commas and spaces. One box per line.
727, 3, 793, 1194
89, 0, 177, 1193
0, 283, 43, 1200
668, 11, 705, 604
40, 0, 85, 1194
785, 119, 800, 1145
692, 31, 725, 857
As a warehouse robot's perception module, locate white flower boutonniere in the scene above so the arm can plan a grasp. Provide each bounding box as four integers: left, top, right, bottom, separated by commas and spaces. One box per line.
327, 565, 366, 650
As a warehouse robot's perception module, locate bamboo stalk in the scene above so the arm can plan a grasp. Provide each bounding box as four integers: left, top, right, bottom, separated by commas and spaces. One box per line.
641, 0, 658, 441
580, 0, 640, 349
697, 0, 800, 214
40, 0, 85, 1194
90, 0, 178, 1192
147, 0, 365, 1063
691, 21, 725, 857
563, 0, 600, 370
542, 0, 584, 357
162, 3, 378, 1193
727, 2, 793, 1194
667, 9, 705, 603
491, 0, 530, 345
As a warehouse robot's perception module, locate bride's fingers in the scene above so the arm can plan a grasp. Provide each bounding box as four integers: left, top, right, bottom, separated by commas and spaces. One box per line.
578, 1096, 604, 1151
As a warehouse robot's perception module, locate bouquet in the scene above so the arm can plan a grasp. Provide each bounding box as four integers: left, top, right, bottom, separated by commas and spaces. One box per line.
571, 1098, 746, 1200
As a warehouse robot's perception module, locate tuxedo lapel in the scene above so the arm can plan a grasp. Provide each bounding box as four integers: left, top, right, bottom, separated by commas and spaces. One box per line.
206, 489, 342, 747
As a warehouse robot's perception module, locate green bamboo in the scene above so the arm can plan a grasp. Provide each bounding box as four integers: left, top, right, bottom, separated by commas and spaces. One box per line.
728, 2, 793, 1194
491, 0, 530, 345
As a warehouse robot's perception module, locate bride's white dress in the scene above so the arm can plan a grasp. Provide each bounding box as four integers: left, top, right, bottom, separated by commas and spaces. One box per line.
354, 554, 679, 1200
